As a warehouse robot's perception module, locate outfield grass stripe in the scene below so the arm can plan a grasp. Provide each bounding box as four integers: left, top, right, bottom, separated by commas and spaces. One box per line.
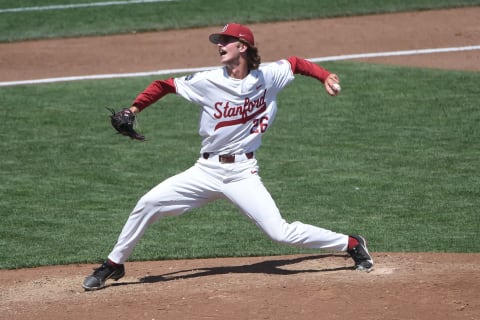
1, 45, 479, 87
0, 0, 175, 14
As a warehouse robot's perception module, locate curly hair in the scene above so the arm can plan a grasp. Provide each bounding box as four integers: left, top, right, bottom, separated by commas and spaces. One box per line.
240, 40, 261, 70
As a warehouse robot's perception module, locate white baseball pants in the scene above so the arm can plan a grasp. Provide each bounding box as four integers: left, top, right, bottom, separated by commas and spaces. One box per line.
108, 156, 348, 264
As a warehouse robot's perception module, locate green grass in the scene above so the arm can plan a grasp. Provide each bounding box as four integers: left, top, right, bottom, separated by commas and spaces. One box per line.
1, 0, 479, 42
1, 62, 479, 269
1, 0, 479, 268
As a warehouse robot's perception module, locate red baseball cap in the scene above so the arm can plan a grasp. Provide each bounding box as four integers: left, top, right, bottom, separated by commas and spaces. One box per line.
209, 23, 255, 46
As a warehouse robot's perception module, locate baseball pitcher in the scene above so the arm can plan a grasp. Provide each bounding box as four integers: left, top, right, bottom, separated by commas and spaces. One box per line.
83, 23, 373, 291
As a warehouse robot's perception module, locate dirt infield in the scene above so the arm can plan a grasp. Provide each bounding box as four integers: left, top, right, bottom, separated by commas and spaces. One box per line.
1, 253, 479, 320
0, 7, 479, 83
1, 7, 479, 320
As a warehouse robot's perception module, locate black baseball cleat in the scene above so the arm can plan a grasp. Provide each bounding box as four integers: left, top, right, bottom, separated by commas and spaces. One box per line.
82, 260, 125, 291
347, 235, 374, 272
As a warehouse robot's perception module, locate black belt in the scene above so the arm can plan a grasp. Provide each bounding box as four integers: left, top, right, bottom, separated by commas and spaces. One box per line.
203, 152, 254, 163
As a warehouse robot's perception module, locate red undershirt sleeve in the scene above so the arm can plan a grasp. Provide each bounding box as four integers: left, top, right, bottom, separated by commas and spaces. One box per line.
132, 78, 176, 111
287, 56, 331, 83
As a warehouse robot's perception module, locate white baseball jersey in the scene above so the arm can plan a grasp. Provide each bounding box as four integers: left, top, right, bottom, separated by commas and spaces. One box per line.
174, 59, 295, 155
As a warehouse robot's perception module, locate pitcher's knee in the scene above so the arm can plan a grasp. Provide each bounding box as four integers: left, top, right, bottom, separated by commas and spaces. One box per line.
269, 235, 291, 245
132, 196, 156, 214
263, 221, 305, 245
264, 229, 292, 244
268, 232, 301, 245
134, 195, 189, 218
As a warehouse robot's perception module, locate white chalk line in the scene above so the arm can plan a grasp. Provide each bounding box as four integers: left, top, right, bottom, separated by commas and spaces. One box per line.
1, 45, 478, 87
0, 0, 174, 14
311, 45, 480, 62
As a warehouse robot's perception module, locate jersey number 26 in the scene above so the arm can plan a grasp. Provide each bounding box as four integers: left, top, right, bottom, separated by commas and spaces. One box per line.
250, 116, 269, 134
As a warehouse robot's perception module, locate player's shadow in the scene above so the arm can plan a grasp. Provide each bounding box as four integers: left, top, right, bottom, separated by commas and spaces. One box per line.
111, 254, 353, 288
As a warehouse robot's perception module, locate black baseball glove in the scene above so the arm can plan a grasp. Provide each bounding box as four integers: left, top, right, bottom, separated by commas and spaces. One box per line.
108, 108, 145, 141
